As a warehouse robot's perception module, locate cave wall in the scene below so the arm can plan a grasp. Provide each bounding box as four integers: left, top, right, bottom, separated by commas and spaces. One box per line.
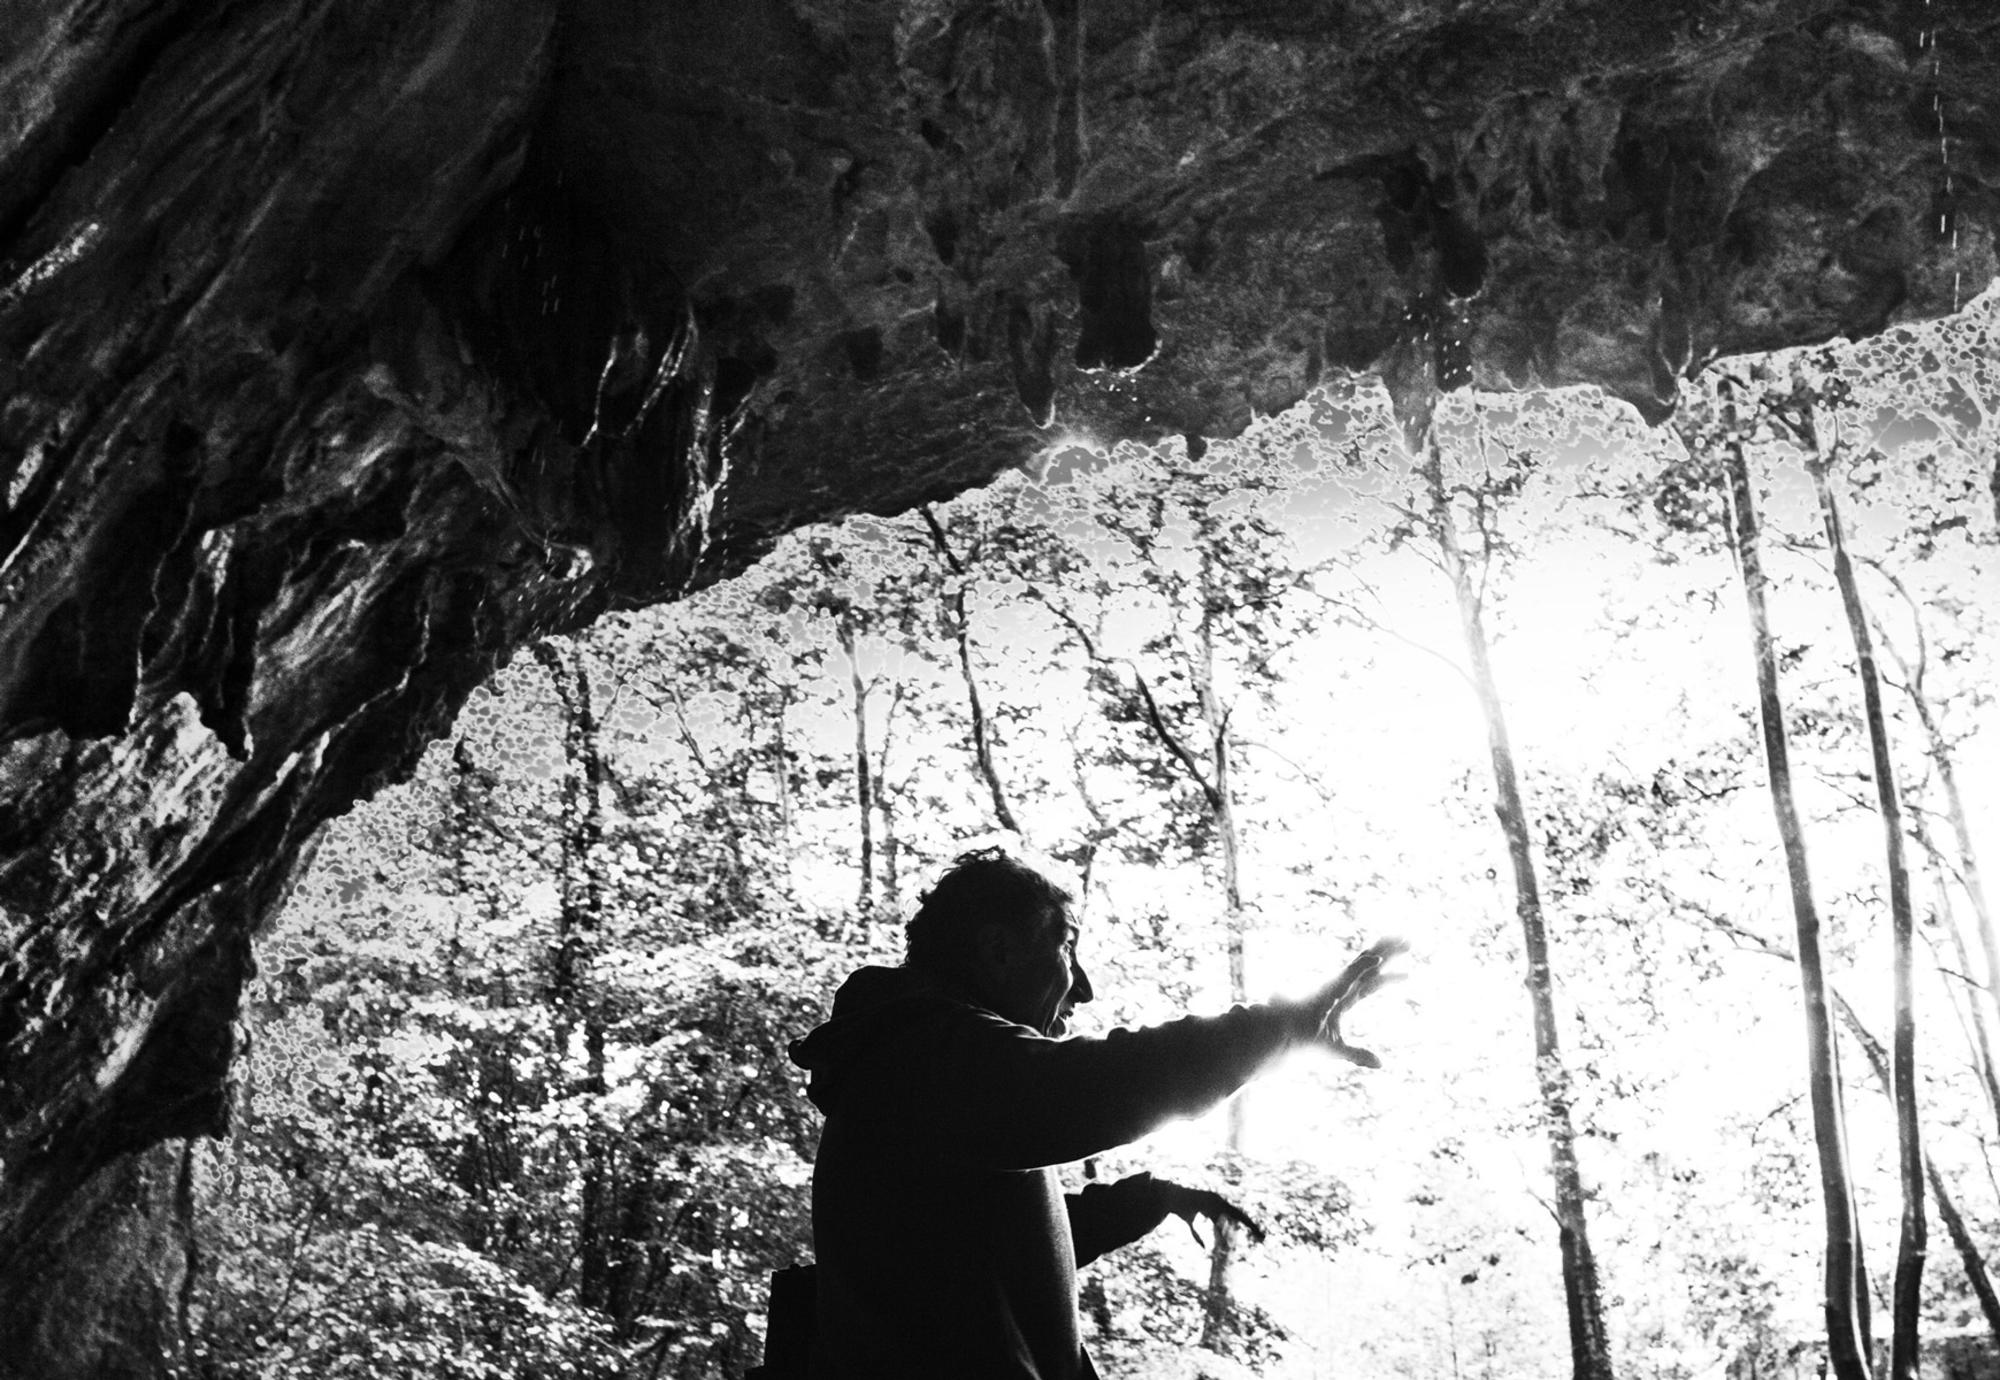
2, 0, 1997, 1373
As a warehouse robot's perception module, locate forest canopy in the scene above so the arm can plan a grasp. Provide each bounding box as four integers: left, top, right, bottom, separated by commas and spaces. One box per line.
180, 292, 1999, 1380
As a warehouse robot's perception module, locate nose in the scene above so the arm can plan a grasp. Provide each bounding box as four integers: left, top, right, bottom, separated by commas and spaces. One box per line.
1071, 958, 1094, 1005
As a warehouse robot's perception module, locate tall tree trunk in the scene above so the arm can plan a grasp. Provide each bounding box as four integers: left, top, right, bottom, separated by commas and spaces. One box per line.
443, 738, 527, 1222
836, 620, 874, 913
532, 640, 613, 1312
1710, 905, 2000, 1351
1807, 439, 1924, 1379
1421, 441, 1614, 1380
1911, 809, 2000, 1129
873, 685, 907, 918
1197, 544, 1251, 1352
775, 681, 797, 849
879, 791, 903, 916
1839, 1000, 2000, 1349
447, 738, 480, 992
1711, 390, 1874, 1380
605, 1137, 661, 1338
923, 508, 1025, 837
1909, 695, 1999, 1025
1868, 560, 2000, 1047
1024, 495, 1256, 1353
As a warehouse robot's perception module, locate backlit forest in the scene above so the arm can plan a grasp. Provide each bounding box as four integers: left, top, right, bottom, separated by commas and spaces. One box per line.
174, 297, 1998, 1380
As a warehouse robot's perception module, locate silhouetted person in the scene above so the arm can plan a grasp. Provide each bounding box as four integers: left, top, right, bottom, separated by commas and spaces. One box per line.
788, 847, 1403, 1379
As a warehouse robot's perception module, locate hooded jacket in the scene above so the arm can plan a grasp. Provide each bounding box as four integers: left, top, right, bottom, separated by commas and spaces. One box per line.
787, 965, 1313, 1379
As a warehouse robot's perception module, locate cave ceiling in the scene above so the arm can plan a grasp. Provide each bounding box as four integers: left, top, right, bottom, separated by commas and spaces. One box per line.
1, 0, 1997, 1373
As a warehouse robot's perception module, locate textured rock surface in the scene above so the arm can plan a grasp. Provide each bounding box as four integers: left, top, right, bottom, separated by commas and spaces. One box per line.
1, 0, 1996, 1373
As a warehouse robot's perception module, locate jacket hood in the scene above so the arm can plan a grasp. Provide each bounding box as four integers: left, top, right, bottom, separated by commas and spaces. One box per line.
789, 965, 969, 1112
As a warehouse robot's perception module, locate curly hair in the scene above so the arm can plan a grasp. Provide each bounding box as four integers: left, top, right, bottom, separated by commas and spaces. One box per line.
904, 847, 1074, 979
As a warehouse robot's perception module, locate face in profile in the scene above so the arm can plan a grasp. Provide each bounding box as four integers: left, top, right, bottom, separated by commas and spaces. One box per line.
985, 907, 1094, 1036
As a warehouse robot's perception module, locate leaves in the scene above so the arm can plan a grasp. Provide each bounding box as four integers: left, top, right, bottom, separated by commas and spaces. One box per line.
190, 287, 2000, 1380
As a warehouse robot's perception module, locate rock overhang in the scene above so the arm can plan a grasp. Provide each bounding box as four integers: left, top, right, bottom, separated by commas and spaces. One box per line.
1, 2, 1996, 1372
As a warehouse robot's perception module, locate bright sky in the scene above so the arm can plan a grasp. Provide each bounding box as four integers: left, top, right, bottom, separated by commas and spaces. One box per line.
992, 374, 1994, 1373
628, 302, 2000, 1374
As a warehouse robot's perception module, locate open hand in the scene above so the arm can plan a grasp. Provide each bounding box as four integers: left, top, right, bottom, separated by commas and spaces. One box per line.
1308, 937, 1407, 1068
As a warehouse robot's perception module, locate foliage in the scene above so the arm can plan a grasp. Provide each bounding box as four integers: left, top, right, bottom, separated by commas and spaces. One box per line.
189, 289, 2000, 1378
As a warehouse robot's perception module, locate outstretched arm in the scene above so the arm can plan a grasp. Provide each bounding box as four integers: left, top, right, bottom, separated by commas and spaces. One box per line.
898, 937, 1408, 1171
1067, 1173, 1266, 1267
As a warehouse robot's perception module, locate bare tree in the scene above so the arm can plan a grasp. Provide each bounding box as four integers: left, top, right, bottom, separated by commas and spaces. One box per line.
831, 614, 877, 913
1867, 556, 1999, 1059
922, 507, 1026, 838
969, 461, 1304, 1357
1696, 374, 1873, 1380
1418, 435, 1614, 1380
1780, 374, 1924, 1379
531, 639, 613, 1312
1706, 907, 2000, 1350
1191, 540, 1253, 1349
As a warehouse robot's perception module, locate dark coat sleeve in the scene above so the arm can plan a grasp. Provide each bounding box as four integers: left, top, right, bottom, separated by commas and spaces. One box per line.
1066, 1174, 1173, 1267
888, 1000, 1311, 1171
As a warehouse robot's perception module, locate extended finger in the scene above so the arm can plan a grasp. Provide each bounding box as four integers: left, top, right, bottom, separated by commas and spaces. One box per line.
1217, 1201, 1267, 1243
1328, 1039, 1382, 1069
1320, 991, 1376, 1042
1331, 967, 1406, 1012
1337, 948, 1388, 986
1334, 941, 1405, 992
1323, 994, 1400, 1053
1196, 1194, 1266, 1243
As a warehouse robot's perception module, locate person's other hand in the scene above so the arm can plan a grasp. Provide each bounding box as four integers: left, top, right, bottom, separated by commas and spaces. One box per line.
1153, 1178, 1265, 1248
1305, 938, 1407, 1068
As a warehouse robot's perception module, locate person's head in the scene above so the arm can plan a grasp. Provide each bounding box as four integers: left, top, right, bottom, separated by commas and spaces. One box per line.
905, 848, 1094, 1036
